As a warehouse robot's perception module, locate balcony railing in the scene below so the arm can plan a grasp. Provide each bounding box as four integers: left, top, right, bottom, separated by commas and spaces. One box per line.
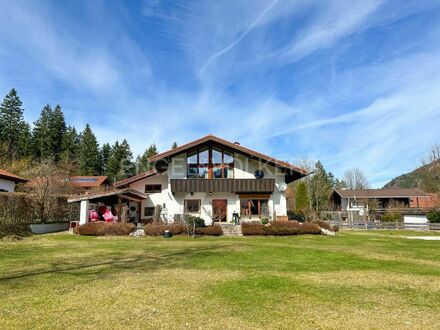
170, 178, 275, 193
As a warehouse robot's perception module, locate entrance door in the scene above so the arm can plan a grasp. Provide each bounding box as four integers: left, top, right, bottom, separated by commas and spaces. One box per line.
212, 199, 227, 222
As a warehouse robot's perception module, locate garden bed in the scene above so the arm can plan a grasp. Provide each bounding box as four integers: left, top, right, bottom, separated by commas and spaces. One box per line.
241, 220, 322, 236
144, 222, 223, 236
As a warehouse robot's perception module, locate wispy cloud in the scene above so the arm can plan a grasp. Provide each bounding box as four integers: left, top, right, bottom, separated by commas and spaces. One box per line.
198, 0, 280, 75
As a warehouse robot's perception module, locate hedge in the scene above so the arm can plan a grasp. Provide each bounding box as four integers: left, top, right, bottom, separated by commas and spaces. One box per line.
0, 192, 79, 225
0, 224, 33, 239
144, 222, 223, 236
75, 222, 136, 236
241, 221, 321, 236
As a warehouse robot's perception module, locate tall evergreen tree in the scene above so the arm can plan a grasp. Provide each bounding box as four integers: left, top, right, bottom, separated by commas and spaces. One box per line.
107, 139, 135, 182
310, 161, 333, 211
295, 181, 310, 212
32, 105, 53, 160
60, 126, 79, 163
78, 124, 101, 175
49, 105, 67, 161
135, 143, 158, 174
0, 88, 26, 161
17, 122, 32, 159
100, 143, 111, 175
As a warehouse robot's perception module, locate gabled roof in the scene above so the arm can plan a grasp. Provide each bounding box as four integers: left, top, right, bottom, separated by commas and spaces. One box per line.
67, 188, 148, 203
333, 188, 429, 199
113, 169, 158, 188
0, 169, 28, 183
68, 176, 109, 188
148, 134, 307, 175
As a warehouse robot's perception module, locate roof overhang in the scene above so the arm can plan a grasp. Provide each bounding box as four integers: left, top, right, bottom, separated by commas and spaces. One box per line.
68, 188, 148, 203
0, 173, 28, 183
113, 169, 158, 188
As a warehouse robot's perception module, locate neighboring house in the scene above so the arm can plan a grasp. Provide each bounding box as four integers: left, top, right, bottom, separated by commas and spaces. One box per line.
68, 176, 110, 192
330, 188, 438, 211
112, 134, 307, 225
0, 169, 28, 192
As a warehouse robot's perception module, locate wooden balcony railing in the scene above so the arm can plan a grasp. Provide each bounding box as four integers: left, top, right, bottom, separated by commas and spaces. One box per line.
170, 178, 275, 193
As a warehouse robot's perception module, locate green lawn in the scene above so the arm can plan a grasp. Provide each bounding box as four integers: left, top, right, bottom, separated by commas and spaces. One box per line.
1, 231, 439, 329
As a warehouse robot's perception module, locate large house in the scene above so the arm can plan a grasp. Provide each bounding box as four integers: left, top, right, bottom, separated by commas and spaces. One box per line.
105, 135, 307, 225
0, 169, 28, 192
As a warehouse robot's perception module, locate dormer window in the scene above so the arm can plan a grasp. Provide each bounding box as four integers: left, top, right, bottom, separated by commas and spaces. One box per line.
187, 146, 234, 179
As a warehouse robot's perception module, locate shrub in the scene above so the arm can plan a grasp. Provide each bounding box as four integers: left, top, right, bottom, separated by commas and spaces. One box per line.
75, 222, 135, 236
241, 222, 265, 235
287, 210, 305, 222
144, 222, 221, 236
241, 221, 321, 236
381, 212, 402, 222
427, 210, 440, 223
185, 215, 205, 228
0, 192, 78, 225
311, 219, 336, 231
261, 217, 269, 225
196, 225, 223, 236
144, 222, 168, 236
0, 224, 32, 239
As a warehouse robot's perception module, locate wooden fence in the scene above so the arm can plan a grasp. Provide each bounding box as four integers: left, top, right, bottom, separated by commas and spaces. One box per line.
329, 220, 440, 231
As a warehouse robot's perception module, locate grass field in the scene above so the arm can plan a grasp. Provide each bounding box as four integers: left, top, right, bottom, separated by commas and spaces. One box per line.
1, 231, 439, 329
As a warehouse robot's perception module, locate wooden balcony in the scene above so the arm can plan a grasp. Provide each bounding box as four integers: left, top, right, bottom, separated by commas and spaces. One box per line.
170, 178, 276, 193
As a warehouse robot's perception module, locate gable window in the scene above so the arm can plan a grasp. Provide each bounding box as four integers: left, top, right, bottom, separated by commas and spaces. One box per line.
145, 184, 162, 193
187, 146, 234, 179
184, 199, 201, 213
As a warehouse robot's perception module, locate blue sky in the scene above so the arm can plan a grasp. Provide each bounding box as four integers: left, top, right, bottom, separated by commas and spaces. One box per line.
1, 0, 440, 187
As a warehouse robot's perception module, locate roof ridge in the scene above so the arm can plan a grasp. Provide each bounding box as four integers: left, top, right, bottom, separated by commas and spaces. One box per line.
147, 135, 307, 175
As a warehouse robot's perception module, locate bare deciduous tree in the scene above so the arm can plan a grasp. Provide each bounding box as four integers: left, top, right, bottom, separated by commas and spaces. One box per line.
25, 160, 70, 223
342, 168, 370, 189
420, 143, 440, 195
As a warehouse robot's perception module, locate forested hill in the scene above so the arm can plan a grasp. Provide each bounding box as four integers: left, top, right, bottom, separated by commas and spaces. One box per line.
383, 161, 437, 189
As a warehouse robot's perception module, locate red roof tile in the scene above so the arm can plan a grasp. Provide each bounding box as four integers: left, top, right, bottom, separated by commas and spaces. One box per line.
68, 176, 109, 188
0, 169, 28, 183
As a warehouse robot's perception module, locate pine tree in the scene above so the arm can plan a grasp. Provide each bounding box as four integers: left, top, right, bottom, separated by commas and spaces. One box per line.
107, 139, 135, 182
49, 105, 67, 161
78, 124, 101, 175
32, 105, 53, 160
0, 88, 26, 161
100, 143, 111, 175
295, 181, 310, 211
310, 161, 333, 211
17, 122, 32, 159
136, 143, 158, 174
60, 126, 79, 163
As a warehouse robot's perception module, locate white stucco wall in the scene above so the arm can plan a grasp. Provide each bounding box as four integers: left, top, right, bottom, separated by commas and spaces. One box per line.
234, 154, 279, 179
0, 178, 16, 192
128, 153, 288, 224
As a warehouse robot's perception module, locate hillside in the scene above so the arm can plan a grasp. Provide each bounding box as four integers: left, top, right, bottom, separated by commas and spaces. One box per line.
383, 161, 438, 189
